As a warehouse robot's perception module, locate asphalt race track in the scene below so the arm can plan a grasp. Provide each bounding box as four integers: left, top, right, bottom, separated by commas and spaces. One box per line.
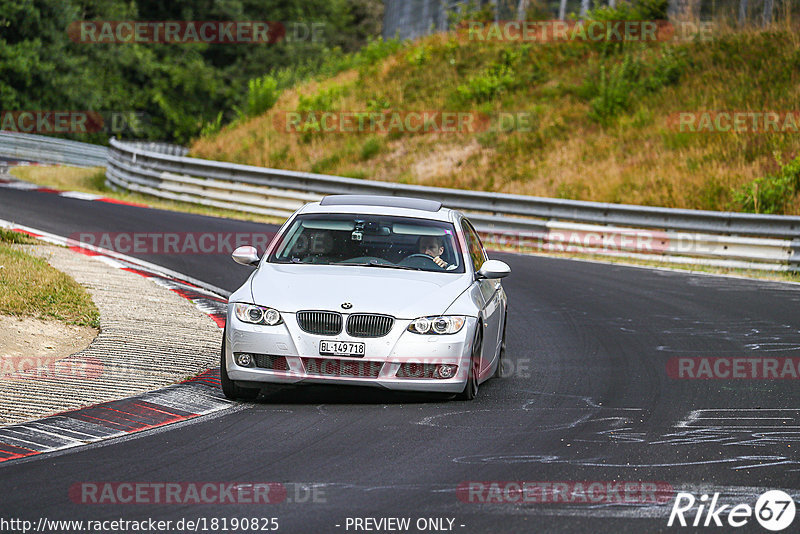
2, 186, 799, 533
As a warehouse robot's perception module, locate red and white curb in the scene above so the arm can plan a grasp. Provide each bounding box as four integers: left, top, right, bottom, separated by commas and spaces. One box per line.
0, 220, 235, 464
0, 176, 148, 207
0, 370, 228, 463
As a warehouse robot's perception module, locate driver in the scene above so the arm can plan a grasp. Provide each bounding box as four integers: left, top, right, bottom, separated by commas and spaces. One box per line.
299, 230, 334, 263
419, 235, 448, 268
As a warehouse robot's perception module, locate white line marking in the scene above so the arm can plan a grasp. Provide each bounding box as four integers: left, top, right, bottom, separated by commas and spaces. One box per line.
58, 191, 103, 200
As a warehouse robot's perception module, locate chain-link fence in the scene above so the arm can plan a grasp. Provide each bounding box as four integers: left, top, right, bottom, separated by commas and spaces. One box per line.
383, 0, 459, 41
383, 0, 797, 40
673, 0, 794, 26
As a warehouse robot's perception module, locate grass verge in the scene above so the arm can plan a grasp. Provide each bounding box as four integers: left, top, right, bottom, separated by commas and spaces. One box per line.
0, 230, 100, 328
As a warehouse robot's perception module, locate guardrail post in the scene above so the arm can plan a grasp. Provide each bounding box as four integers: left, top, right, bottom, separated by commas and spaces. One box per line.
790, 239, 800, 271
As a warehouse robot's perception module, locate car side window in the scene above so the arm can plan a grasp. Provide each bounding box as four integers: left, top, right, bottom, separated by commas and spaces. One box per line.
461, 219, 487, 273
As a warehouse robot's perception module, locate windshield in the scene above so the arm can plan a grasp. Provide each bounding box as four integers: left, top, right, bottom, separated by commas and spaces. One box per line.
268, 214, 465, 273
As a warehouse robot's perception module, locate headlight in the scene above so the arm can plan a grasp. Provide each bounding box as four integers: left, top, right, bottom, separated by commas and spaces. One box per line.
234, 303, 282, 325
407, 315, 466, 335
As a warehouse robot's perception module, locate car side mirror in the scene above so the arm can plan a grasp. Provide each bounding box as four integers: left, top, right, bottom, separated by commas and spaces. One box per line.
477, 259, 510, 279
232, 246, 260, 266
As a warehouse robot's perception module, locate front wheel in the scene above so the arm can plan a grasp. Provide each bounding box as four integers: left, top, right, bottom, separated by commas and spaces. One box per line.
457, 326, 482, 401
494, 310, 508, 378
220, 330, 260, 401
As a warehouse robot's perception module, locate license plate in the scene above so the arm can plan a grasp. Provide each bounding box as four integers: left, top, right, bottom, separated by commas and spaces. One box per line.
319, 340, 365, 357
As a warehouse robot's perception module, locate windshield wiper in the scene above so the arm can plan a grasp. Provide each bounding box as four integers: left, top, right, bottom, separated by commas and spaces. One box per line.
343, 261, 422, 271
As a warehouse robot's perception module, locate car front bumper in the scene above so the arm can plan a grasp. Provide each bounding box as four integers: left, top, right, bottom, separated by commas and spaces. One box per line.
225, 312, 477, 393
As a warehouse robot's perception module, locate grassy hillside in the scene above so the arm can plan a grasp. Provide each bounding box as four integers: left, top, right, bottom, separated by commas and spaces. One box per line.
191, 18, 800, 214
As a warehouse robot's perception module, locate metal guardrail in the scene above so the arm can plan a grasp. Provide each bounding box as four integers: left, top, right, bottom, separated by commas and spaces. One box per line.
106, 138, 800, 272
0, 132, 795, 272
117, 140, 189, 157
0, 131, 108, 167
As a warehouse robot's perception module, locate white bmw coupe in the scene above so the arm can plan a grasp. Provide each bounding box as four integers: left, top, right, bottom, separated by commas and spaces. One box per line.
222, 195, 510, 401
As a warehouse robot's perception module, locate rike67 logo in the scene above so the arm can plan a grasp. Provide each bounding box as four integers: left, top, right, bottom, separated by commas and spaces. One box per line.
668, 490, 796, 531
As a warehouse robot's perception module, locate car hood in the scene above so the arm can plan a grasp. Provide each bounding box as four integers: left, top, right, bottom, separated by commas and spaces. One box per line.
249, 264, 471, 318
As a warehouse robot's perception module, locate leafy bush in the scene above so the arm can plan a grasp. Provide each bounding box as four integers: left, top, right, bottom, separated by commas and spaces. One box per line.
267, 38, 402, 100
587, 47, 686, 123
588, 54, 642, 122
587, 0, 669, 21
644, 47, 685, 91
0, 0, 387, 144
583, 0, 670, 55
354, 37, 404, 68
272, 37, 403, 89
629, 0, 669, 19
238, 75, 280, 118
200, 112, 224, 137
297, 85, 347, 113
311, 153, 341, 174
406, 44, 432, 66
733, 154, 800, 214
366, 96, 391, 112
455, 47, 543, 103
447, 0, 495, 27
360, 136, 382, 160
341, 169, 367, 179
457, 64, 518, 103
522, 0, 553, 21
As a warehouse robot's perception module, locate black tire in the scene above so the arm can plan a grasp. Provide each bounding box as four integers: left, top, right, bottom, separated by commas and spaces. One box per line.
220, 330, 260, 401
457, 326, 482, 401
494, 309, 508, 378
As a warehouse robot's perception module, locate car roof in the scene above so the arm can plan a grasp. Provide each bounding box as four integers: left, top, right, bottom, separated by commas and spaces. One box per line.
299, 195, 460, 223
320, 195, 441, 211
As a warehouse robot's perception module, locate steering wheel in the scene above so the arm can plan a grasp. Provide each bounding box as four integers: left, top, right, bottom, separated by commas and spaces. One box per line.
338, 256, 393, 265
399, 253, 443, 269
